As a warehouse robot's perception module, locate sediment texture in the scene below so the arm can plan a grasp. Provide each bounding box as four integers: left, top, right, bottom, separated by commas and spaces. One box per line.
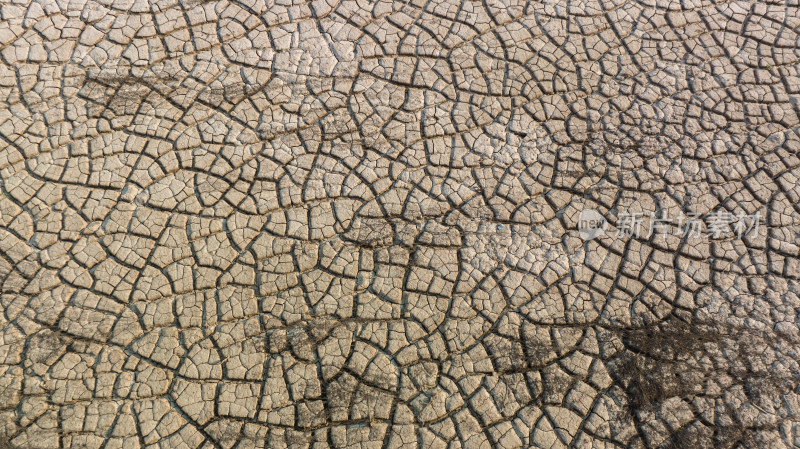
1, 0, 800, 447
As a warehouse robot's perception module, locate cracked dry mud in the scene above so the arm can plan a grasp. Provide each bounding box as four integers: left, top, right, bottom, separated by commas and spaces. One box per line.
0, 0, 799, 448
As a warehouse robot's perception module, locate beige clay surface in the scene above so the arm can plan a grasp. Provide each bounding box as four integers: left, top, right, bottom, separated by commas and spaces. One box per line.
1, 0, 800, 447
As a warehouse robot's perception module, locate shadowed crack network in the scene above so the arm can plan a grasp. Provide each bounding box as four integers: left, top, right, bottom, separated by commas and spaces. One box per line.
0, 0, 799, 448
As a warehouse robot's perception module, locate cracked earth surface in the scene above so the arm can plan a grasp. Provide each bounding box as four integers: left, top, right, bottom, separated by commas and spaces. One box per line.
1, 0, 800, 448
